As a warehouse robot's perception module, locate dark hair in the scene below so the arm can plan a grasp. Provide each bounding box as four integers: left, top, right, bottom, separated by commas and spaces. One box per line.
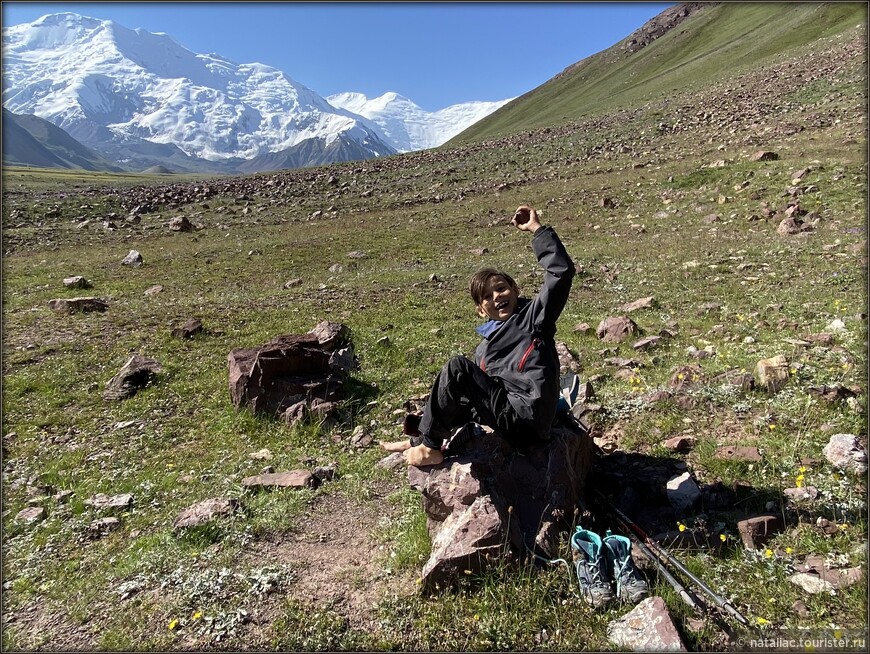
469, 268, 519, 305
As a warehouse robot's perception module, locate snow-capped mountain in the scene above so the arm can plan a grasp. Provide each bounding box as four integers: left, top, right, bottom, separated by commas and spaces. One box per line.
2, 13, 511, 173
327, 92, 513, 153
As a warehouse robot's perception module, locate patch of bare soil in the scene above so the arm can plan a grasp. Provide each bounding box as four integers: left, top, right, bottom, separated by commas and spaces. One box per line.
244, 482, 418, 634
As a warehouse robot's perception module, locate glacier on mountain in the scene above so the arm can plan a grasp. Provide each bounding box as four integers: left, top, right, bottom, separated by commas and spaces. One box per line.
2, 12, 512, 170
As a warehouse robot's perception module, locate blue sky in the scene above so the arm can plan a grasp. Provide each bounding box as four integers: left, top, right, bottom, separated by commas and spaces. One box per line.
2, 2, 674, 111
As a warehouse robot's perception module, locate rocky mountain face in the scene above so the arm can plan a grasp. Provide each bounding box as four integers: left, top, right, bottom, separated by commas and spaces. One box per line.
621, 2, 715, 53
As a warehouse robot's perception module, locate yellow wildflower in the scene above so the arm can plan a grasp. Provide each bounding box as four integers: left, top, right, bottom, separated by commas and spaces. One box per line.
192, 611, 202, 620
678, 523, 687, 532
768, 424, 776, 431
785, 547, 793, 555
720, 534, 727, 542
168, 618, 179, 631
757, 617, 769, 625
474, 614, 480, 621
764, 549, 773, 558
798, 465, 807, 473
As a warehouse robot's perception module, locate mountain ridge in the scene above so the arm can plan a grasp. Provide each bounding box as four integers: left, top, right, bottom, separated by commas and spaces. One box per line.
2, 11, 511, 173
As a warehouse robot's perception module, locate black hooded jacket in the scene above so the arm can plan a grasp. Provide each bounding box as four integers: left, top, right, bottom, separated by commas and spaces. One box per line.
473, 226, 575, 439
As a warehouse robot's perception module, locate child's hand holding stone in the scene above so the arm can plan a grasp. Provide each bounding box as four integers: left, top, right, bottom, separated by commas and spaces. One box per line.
511, 205, 542, 233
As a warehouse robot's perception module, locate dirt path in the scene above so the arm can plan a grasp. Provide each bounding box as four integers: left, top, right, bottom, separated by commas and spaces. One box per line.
243, 481, 418, 634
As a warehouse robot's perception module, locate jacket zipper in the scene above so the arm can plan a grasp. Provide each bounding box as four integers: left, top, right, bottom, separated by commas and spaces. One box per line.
518, 338, 541, 372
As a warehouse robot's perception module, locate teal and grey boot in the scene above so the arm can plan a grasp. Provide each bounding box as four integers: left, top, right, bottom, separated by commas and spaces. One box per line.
570, 528, 615, 608
602, 532, 649, 603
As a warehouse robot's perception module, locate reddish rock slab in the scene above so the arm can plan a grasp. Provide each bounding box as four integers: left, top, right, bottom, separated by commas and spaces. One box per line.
241, 470, 318, 490
48, 297, 108, 314
227, 329, 346, 417
607, 595, 687, 651
408, 418, 594, 589
714, 445, 762, 462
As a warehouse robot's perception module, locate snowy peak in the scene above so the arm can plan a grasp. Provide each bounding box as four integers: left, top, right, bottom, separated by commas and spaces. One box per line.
328, 91, 514, 152
3, 12, 512, 172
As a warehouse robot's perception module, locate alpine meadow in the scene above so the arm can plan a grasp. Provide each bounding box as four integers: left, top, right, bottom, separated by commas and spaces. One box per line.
1, 3, 867, 651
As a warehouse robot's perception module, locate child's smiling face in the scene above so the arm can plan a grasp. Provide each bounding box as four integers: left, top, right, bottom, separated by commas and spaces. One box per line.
476, 275, 519, 321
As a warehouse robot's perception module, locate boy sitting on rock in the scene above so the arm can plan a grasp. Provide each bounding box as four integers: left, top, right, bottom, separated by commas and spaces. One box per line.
380, 204, 575, 467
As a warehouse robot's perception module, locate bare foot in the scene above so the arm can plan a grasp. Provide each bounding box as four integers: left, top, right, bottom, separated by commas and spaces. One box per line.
403, 443, 444, 467
379, 439, 412, 452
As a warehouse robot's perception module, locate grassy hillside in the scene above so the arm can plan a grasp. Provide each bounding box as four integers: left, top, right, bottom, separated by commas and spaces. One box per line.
1, 5, 866, 652
456, 2, 867, 141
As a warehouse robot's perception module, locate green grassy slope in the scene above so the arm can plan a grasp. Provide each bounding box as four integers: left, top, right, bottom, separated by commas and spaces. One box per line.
455, 2, 867, 142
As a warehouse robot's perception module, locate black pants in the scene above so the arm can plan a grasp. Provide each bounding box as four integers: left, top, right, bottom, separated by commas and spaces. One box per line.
419, 355, 529, 450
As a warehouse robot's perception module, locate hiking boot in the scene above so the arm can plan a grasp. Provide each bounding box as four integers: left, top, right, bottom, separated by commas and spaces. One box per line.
602, 533, 649, 603
570, 528, 615, 608
441, 422, 480, 454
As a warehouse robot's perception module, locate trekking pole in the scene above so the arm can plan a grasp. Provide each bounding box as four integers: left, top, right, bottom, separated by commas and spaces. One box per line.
602, 502, 707, 614
595, 491, 751, 627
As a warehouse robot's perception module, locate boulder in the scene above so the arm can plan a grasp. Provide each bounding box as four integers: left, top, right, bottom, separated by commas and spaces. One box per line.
103, 356, 163, 401
408, 417, 594, 591
227, 322, 350, 418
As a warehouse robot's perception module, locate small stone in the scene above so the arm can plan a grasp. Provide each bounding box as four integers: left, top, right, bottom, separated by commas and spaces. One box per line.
63, 275, 91, 289
173, 498, 239, 529
144, 285, 164, 296
714, 445, 762, 462
88, 517, 121, 537
663, 436, 695, 452
666, 472, 700, 513
755, 354, 789, 393
822, 434, 867, 475
249, 448, 272, 461
84, 493, 134, 510
48, 297, 109, 314
15, 506, 45, 524
737, 514, 784, 549
789, 572, 834, 594
607, 596, 686, 651
783, 486, 819, 501
121, 250, 143, 267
